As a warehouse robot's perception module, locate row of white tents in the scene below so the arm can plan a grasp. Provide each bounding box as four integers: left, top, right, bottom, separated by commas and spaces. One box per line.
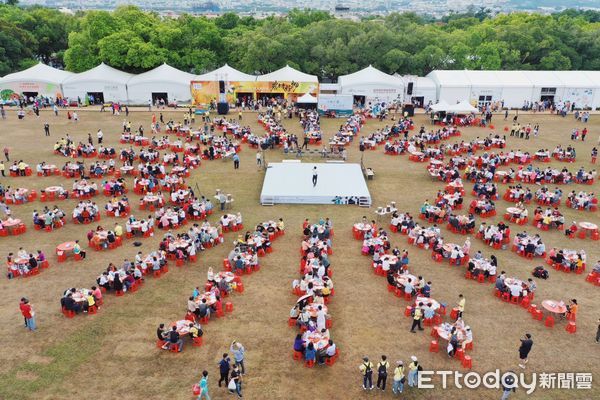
2, 61, 600, 109
0, 62, 318, 105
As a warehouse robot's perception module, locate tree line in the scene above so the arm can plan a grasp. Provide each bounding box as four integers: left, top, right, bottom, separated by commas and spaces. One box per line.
1, 4, 599, 79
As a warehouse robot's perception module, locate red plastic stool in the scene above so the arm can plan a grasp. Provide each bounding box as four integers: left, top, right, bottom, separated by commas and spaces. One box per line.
288, 317, 296, 327
192, 337, 203, 347
464, 341, 474, 351
566, 322, 576, 334
532, 310, 543, 320
88, 305, 98, 314
545, 315, 555, 328
429, 340, 439, 353
225, 302, 234, 312
404, 306, 412, 317
116, 290, 124, 297
304, 359, 315, 368
455, 348, 464, 361
462, 355, 472, 369
404, 292, 412, 301
293, 350, 303, 360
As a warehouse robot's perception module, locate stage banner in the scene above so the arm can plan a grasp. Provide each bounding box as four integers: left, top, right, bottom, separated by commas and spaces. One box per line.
191, 80, 319, 105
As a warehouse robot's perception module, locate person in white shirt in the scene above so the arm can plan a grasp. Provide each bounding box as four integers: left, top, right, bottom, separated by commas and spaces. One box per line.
316, 306, 326, 331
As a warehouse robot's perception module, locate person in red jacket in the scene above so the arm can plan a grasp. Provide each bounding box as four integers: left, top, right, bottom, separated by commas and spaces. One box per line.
19, 297, 36, 331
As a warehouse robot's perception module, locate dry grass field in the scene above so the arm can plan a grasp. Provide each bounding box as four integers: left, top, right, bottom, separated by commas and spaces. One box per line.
0, 107, 598, 400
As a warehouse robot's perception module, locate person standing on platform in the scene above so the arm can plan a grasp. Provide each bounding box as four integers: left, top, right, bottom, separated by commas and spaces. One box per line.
312, 166, 318, 186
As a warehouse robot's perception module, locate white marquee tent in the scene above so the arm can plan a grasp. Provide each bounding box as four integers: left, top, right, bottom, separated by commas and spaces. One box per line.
338, 65, 404, 102
446, 100, 478, 114
400, 76, 436, 106
127, 63, 196, 105
256, 65, 318, 83
428, 69, 600, 109
62, 63, 133, 103
0, 62, 74, 98
195, 64, 257, 82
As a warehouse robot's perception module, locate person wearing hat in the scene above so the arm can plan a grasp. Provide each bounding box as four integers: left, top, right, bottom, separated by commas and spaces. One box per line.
359, 357, 374, 390
392, 360, 405, 394
376, 355, 389, 391
407, 356, 420, 387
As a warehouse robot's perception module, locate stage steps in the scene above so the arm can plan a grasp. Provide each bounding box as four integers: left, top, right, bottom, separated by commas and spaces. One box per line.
261, 196, 275, 206
359, 197, 371, 208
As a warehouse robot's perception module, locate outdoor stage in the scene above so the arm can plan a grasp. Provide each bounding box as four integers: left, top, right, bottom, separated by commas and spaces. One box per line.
260, 162, 372, 206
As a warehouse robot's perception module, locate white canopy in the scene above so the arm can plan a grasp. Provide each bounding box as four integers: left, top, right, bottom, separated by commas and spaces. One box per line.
257, 65, 318, 83
430, 100, 451, 112
127, 63, 195, 104
0, 63, 74, 97
195, 64, 256, 82
446, 100, 478, 113
296, 93, 318, 103
62, 63, 133, 103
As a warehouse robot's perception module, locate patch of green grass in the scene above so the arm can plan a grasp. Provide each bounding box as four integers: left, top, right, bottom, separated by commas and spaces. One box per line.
0, 322, 106, 399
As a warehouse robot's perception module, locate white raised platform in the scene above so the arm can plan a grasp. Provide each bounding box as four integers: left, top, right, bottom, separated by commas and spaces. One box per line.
260, 162, 371, 206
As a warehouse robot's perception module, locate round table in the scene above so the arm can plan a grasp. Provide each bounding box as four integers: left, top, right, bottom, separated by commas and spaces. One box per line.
46, 186, 63, 193
541, 300, 567, 314
304, 330, 330, 350
579, 222, 597, 231
506, 207, 525, 215
395, 273, 417, 287
429, 159, 443, 165
354, 223, 372, 232
3, 218, 22, 227
56, 241, 76, 254
170, 320, 191, 336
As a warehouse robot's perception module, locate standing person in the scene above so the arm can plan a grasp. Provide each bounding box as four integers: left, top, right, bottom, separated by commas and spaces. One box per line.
3, 146, 9, 161
457, 294, 465, 319
591, 147, 597, 164
19, 297, 36, 331
596, 318, 600, 343
504, 109, 508, 120
376, 355, 389, 391
582, 127, 588, 141
359, 357, 374, 390
409, 302, 424, 333
44, 123, 50, 136
518, 333, 533, 369
0, 161, 5, 177
88, 133, 93, 145
392, 360, 405, 394
97, 129, 103, 144
232, 153, 240, 170
0, 104, 6, 119
407, 356, 420, 387
256, 151, 262, 167
218, 353, 231, 388
312, 166, 318, 187
228, 364, 242, 398
197, 370, 210, 400
230, 341, 245, 375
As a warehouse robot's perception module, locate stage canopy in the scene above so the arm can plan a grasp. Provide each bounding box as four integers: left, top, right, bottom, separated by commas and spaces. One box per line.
429, 100, 451, 112
195, 64, 256, 82
0, 62, 74, 98
257, 65, 318, 83
127, 63, 196, 104
62, 63, 133, 103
